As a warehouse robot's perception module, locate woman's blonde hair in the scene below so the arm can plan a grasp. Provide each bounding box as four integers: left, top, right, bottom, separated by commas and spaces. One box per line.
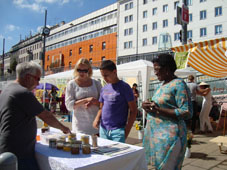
73, 58, 93, 77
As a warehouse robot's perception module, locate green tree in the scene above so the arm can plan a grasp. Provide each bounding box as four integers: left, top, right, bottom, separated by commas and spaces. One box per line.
10, 57, 17, 73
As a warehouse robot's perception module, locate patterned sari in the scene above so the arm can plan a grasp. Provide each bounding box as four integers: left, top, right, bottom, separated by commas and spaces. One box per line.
143, 78, 192, 170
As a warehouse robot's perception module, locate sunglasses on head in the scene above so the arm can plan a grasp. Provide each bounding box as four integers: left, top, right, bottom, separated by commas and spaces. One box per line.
77, 69, 89, 73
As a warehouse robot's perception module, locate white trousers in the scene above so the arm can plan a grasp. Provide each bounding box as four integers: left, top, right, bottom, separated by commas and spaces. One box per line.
199, 100, 213, 131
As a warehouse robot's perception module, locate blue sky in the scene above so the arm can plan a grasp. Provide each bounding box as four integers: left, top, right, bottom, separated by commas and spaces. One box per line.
0, 0, 116, 53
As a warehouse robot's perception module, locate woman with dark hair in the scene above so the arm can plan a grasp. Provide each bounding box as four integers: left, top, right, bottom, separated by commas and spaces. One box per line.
142, 53, 192, 170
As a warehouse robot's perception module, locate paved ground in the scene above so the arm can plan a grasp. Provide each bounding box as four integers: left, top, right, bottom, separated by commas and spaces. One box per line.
38, 118, 227, 170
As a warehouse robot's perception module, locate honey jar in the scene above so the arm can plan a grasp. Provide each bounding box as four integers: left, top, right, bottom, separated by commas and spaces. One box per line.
82, 144, 91, 154
63, 142, 71, 152
56, 140, 64, 150
71, 144, 80, 154
81, 135, 90, 145
49, 138, 57, 148
59, 135, 67, 142
68, 133, 76, 140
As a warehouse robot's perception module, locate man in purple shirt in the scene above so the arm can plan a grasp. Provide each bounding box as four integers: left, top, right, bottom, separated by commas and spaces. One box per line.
93, 60, 137, 143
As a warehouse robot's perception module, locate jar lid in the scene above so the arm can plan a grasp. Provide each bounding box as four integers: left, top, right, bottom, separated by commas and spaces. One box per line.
49, 138, 57, 141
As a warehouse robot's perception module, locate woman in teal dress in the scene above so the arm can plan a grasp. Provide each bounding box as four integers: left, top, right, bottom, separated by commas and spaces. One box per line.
142, 53, 192, 170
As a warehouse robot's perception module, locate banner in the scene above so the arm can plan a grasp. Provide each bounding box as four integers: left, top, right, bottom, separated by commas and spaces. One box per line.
174, 51, 189, 69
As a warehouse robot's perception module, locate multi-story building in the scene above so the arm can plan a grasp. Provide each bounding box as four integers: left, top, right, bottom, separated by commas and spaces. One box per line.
117, 0, 227, 63
0, 52, 11, 76
15, 33, 43, 65
45, 3, 118, 72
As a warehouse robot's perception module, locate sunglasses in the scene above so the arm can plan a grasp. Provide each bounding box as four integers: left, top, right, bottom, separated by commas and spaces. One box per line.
77, 69, 89, 73
29, 74, 40, 81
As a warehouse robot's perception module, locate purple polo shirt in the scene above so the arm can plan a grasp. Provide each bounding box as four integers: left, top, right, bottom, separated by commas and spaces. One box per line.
99, 80, 134, 130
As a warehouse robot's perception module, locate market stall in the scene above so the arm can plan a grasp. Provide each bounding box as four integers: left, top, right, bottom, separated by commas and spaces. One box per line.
35, 128, 147, 170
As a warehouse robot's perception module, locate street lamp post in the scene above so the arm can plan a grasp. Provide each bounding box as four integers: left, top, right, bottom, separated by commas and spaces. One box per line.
42, 10, 50, 78
1, 38, 5, 80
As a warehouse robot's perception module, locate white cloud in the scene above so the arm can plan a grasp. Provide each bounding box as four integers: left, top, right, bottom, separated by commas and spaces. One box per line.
7, 36, 13, 41
13, 0, 46, 12
73, 0, 83, 7
37, 26, 43, 33
13, 0, 74, 13
36, 24, 50, 33
0, 35, 4, 39
5, 24, 20, 32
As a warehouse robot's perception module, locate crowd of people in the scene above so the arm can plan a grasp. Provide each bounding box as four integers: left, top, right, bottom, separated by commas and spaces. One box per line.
0, 54, 218, 170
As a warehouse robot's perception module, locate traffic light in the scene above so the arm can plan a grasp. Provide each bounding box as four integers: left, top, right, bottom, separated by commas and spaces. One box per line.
179, 30, 182, 42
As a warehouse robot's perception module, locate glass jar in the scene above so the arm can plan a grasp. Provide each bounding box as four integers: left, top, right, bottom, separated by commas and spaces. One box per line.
82, 144, 91, 154
71, 144, 80, 154
91, 135, 98, 148
81, 135, 90, 145
49, 138, 57, 148
59, 135, 67, 143
56, 140, 64, 150
63, 142, 71, 152
68, 133, 76, 140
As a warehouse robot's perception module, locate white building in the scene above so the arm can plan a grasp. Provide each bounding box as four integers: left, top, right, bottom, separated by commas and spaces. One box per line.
117, 0, 227, 62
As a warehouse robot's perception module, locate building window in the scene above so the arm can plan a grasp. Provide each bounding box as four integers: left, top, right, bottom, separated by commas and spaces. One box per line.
69, 61, 72, 69
101, 56, 105, 61
89, 45, 93, 52
102, 42, 106, 50
143, 11, 148, 18
129, 28, 133, 35
152, 8, 157, 15
69, 50, 72, 56
215, 25, 222, 35
187, 0, 192, 6
143, 24, 148, 32
163, 19, 168, 28
129, 15, 133, 22
174, 1, 179, 10
152, 36, 157, 45
143, 0, 148, 4
174, 17, 177, 25
124, 41, 133, 49
189, 13, 192, 22
200, 10, 206, 20
163, 4, 168, 12
215, 7, 222, 17
200, 28, 207, 37
174, 32, 180, 41
79, 47, 82, 54
142, 38, 147, 46
124, 28, 133, 36
129, 2, 133, 9
200, 0, 206, 2
124, 29, 128, 36
125, 2, 133, 10
47, 55, 50, 61
163, 35, 169, 43
152, 22, 157, 30
187, 30, 192, 39
125, 16, 128, 23
125, 4, 129, 10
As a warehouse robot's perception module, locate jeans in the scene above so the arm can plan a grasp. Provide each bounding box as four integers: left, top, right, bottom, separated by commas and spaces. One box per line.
99, 126, 125, 143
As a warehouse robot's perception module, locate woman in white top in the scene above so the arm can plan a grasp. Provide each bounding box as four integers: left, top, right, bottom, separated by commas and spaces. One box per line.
199, 82, 213, 133
65, 58, 102, 135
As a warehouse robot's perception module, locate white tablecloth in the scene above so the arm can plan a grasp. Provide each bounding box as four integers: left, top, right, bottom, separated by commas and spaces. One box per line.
35, 128, 148, 170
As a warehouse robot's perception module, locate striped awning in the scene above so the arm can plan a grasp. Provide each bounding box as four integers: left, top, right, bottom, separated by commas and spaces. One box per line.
171, 37, 227, 78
